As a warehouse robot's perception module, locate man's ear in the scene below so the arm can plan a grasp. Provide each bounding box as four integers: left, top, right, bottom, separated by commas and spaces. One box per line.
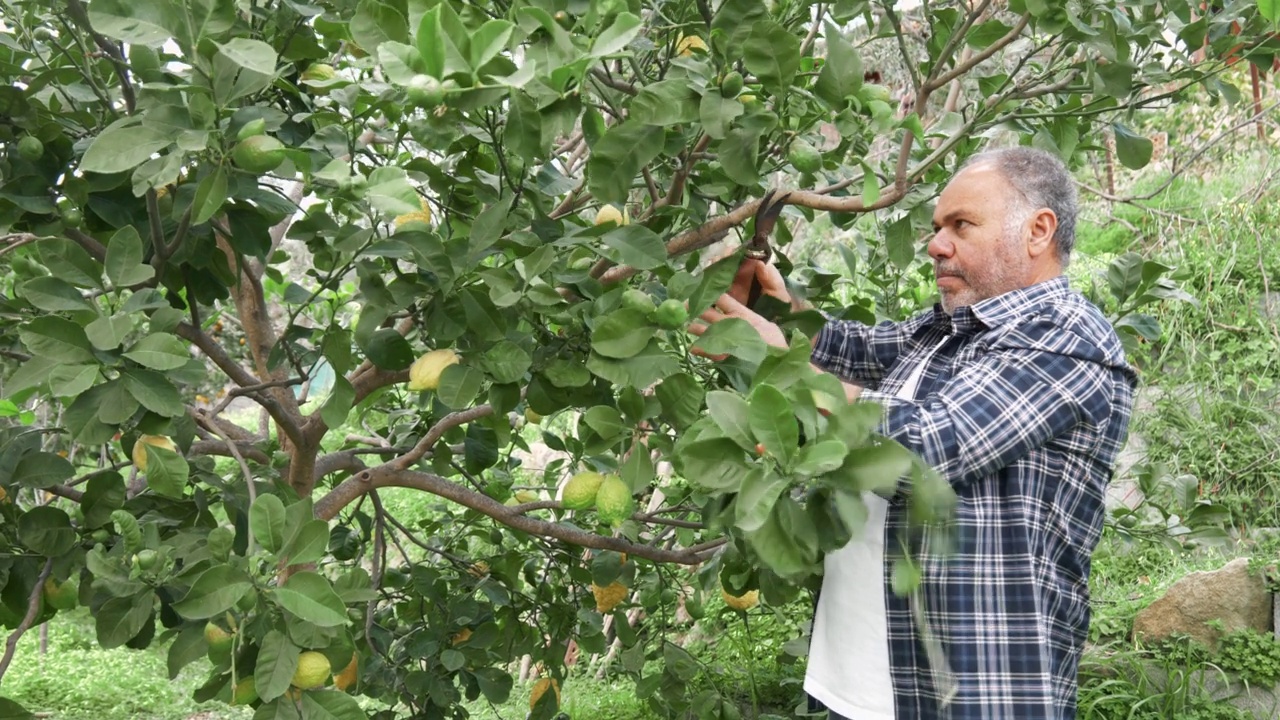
1025, 208, 1058, 259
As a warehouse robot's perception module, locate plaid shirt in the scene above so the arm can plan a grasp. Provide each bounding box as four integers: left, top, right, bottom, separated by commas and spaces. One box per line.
811, 276, 1137, 720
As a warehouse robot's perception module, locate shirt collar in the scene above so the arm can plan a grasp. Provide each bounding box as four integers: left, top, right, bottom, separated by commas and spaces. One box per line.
928, 276, 1072, 335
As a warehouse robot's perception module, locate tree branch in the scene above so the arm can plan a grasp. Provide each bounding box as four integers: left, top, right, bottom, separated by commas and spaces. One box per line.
589, 68, 638, 96
314, 466, 708, 565
64, 0, 136, 114
0, 558, 54, 685
926, 14, 1030, 91
45, 484, 85, 503
929, 0, 995, 85
64, 227, 107, 262
392, 403, 501, 470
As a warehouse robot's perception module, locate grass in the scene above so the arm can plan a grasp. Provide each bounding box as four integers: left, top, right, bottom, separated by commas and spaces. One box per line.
2, 609, 250, 720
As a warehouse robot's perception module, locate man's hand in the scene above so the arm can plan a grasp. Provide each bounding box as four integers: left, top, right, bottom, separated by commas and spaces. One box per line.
689, 293, 789, 356
728, 258, 791, 308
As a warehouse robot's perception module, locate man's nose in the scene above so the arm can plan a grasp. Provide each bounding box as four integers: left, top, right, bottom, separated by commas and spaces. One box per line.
927, 232, 953, 261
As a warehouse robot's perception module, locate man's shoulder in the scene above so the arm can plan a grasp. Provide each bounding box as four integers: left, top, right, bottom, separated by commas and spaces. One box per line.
991, 288, 1129, 367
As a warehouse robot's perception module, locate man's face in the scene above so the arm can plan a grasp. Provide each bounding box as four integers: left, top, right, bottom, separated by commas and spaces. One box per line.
928, 164, 1032, 314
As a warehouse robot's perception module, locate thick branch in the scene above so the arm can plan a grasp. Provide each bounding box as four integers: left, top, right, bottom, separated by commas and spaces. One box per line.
65, 227, 107, 262
0, 558, 54, 685
314, 466, 708, 565
45, 484, 85, 503
176, 323, 304, 447
190, 439, 271, 465
589, 68, 638, 95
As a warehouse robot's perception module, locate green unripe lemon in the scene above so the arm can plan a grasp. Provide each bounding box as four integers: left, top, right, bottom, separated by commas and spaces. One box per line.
788, 139, 822, 174
231, 135, 286, 174
17, 136, 43, 161
562, 471, 605, 510
720, 71, 744, 98
594, 475, 634, 528
406, 74, 445, 108
652, 299, 689, 330
620, 288, 656, 314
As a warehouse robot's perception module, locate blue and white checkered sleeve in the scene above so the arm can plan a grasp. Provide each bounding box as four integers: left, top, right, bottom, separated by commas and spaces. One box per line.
860, 344, 1115, 493
811, 311, 931, 386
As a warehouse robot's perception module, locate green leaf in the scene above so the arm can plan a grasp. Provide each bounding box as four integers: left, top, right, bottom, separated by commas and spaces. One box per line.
81, 472, 126, 528
250, 494, 287, 553
748, 497, 815, 578
699, 93, 745, 140
813, 20, 862, 107
705, 391, 755, 452
597, 225, 669, 270
273, 571, 348, 627
366, 167, 421, 218
64, 384, 117, 445
97, 379, 139, 426
592, 12, 642, 56
363, 328, 415, 370
470, 19, 515, 69
255, 630, 301, 702
591, 308, 655, 359
123, 333, 189, 370
1262, 0, 1280, 23
748, 384, 798, 467
96, 593, 154, 649
1113, 124, 1154, 170
691, 318, 767, 364
796, 439, 850, 476
351, 0, 410, 56
86, 314, 132, 351
862, 168, 881, 207
415, 5, 446, 78
18, 506, 77, 556
167, 624, 207, 680
19, 277, 94, 312
672, 438, 753, 490
711, 0, 769, 56
583, 406, 625, 440
47, 363, 99, 397
122, 368, 185, 417
718, 127, 761, 186
19, 316, 95, 363
586, 121, 665, 206
743, 20, 800, 94
13, 451, 73, 489
86, 0, 181, 46
844, 442, 914, 495
469, 197, 513, 258
320, 376, 355, 429
891, 556, 921, 595
192, 167, 228, 225
218, 38, 277, 75
105, 226, 156, 287
736, 469, 789, 532
966, 19, 1014, 49
280, 520, 329, 566
543, 359, 591, 388
38, 239, 102, 288
685, 254, 742, 318
377, 41, 425, 84
587, 340, 680, 389
474, 668, 513, 704
301, 690, 367, 720
655, 373, 705, 430
437, 364, 485, 409
885, 216, 916, 270
81, 120, 171, 174
172, 565, 252, 620
629, 80, 700, 125
481, 341, 531, 384
620, 440, 655, 494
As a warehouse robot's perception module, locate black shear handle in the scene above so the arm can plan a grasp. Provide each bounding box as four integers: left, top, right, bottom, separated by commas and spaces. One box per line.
745, 249, 770, 310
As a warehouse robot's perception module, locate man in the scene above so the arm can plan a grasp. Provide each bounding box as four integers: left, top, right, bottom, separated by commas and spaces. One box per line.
692, 146, 1137, 719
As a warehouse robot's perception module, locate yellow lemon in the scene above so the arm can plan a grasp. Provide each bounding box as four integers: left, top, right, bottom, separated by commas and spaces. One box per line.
292, 651, 331, 690
407, 349, 460, 391
132, 434, 177, 472
721, 588, 759, 612
676, 35, 708, 57
591, 581, 627, 613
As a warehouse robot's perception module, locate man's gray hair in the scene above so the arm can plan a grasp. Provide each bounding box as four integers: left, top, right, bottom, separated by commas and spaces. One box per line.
961, 146, 1078, 265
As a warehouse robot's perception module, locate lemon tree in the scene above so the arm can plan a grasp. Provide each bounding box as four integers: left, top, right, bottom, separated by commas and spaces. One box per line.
0, 0, 1269, 719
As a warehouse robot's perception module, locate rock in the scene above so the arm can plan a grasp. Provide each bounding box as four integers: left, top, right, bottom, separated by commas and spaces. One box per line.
1132, 557, 1274, 651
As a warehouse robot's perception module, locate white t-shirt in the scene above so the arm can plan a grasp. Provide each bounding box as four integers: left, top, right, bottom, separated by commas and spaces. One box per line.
804, 337, 947, 720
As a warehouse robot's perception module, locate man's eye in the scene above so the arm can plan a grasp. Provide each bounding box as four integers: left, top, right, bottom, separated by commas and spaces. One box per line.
954, 219, 970, 229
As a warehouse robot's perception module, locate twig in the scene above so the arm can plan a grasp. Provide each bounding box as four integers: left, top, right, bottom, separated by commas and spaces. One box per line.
589, 68, 638, 96
64, 0, 136, 114
0, 233, 40, 256
44, 484, 85, 503
799, 3, 826, 58
64, 227, 107, 262
392, 399, 512, 470
314, 466, 709, 565
0, 558, 54, 684
210, 377, 305, 418
926, 14, 1029, 91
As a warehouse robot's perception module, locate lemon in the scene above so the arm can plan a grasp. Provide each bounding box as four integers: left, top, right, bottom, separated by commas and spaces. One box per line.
300, 63, 336, 87
594, 204, 627, 227
42, 577, 78, 611
524, 407, 544, 424
721, 587, 759, 612
407, 348, 460, 391
204, 622, 234, 658
394, 199, 433, 232
17, 135, 43, 161
594, 475, 634, 528
591, 581, 627, 613
466, 561, 489, 578
561, 471, 605, 510
231, 676, 258, 705
676, 35, 708, 57
530, 677, 560, 710
406, 74, 445, 108
291, 650, 331, 690
132, 434, 178, 472
651, 299, 689, 330
231, 135, 286, 174
450, 628, 472, 646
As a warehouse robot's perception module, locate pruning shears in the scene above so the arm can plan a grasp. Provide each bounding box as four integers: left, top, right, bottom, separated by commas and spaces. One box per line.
744, 189, 790, 310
